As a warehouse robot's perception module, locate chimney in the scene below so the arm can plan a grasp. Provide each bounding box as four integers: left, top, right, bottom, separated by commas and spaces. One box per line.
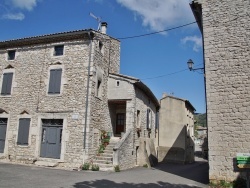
100, 22, 108, 34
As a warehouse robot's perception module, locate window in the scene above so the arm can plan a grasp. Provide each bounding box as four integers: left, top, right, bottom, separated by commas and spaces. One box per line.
17, 118, 30, 145
1, 72, 13, 95
146, 109, 152, 129
97, 80, 102, 97
48, 69, 62, 94
54, 45, 64, 56
8, 50, 16, 60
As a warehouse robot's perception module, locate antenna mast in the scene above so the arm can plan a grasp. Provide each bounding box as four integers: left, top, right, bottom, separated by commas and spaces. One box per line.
89, 12, 101, 31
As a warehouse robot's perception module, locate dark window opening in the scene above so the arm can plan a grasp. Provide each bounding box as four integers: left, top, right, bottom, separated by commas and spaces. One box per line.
54, 45, 64, 56
97, 80, 102, 97
8, 50, 16, 60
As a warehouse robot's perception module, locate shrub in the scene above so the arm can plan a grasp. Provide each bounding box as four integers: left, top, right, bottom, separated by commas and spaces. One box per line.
143, 164, 148, 168
114, 165, 120, 172
82, 163, 90, 170
91, 164, 100, 171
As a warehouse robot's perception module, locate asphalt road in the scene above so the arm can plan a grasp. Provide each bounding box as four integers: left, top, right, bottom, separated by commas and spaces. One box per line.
0, 157, 208, 188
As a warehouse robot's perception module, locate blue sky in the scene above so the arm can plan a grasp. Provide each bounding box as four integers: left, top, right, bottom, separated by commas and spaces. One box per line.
0, 0, 206, 113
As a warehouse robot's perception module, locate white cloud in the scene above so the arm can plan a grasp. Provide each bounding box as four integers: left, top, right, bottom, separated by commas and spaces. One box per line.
181, 35, 202, 52
116, 0, 195, 32
1, 12, 25, 20
8, 0, 38, 11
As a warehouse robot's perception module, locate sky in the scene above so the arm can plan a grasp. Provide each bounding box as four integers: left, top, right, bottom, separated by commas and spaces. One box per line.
0, 0, 206, 113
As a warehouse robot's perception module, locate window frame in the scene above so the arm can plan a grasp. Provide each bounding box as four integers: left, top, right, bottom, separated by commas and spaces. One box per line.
54, 45, 64, 56
7, 50, 16, 60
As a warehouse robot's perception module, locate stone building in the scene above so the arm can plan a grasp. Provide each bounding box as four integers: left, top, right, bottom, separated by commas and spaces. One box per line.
190, 0, 250, 182
0, 23, 159, 170
158, 94, 195, 164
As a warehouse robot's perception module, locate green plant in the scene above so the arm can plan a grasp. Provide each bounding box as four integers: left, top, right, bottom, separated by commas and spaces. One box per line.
82, 162, 90, 170
143, 164, 148, 168
98, 144, 105, 153
91, 164, 100, 171
114, 165, 120, 172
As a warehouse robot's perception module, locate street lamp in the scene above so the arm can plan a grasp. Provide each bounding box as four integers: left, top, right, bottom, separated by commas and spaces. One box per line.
187, 59, 204, 71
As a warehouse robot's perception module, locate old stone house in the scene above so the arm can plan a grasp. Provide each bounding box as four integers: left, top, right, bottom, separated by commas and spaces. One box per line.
158, 94, 195, 164
190, 0, 250, 182
0, 23, 159, 170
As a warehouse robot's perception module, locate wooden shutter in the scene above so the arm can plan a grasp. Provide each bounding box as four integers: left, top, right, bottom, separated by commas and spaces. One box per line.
48, 69, 62, 94
1, 73, 13, 95
17, 118, 30, 145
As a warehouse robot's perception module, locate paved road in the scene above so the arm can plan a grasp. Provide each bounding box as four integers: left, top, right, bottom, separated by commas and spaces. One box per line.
0, 157, 208, 188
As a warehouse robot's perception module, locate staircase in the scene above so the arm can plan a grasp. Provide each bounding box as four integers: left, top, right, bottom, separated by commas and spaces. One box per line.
93, 137, 120, 171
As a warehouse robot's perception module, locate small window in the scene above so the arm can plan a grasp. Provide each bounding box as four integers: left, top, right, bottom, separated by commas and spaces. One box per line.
54, 45, 64, 56
1, 72, 13, 95
116, 81, 120, 87
8, 50, 16, 60
48, 69, 62, 94
97, 80, 102, 97
17, 118, 30, 145
99, 41, 103, 53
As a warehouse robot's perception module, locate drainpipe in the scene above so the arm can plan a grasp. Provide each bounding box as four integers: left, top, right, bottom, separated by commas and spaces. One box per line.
84, 31, 94, 149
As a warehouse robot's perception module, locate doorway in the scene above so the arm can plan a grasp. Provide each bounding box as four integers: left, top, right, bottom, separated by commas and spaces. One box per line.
40, 119, 63, 159
0, 118, 7, 153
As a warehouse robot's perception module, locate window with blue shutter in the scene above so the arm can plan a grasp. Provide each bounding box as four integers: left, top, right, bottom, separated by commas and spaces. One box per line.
48, 69, 62, 94
17, 118, 30, 145
1, 72, 13, 95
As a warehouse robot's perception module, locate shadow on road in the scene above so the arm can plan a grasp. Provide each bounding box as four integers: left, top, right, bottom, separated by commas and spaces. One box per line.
73, 179, 202, 188
153, 160, 209, 185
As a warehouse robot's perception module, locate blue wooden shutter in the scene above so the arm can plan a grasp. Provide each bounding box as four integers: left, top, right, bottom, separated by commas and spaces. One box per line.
17, 118, 30, 145
1, 73, 13, 95
48, 69, 62, 94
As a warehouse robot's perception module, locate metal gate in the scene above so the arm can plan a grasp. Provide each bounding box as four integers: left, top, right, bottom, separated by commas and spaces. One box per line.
0, 118, 7, 153
40, 119, 63, 159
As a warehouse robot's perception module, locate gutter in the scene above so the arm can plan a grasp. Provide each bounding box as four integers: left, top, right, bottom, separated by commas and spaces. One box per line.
83, 31, 94, 149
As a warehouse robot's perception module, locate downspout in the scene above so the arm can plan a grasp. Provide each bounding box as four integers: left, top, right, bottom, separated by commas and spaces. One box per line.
84, 31, 94, 149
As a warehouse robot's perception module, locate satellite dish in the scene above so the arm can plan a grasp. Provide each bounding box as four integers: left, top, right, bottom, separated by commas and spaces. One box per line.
89, 12, 101, 31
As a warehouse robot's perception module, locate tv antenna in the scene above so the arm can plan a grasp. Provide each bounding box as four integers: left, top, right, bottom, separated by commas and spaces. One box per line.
89, 12, 101, 31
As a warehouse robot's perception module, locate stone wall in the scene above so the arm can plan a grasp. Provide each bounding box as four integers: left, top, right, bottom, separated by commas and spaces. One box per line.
199, 0, 250, 181
0, 31, 120, 168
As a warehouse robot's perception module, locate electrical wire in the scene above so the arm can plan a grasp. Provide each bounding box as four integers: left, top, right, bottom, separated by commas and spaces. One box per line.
140, 63, 203, 80
117, 21, 197, 40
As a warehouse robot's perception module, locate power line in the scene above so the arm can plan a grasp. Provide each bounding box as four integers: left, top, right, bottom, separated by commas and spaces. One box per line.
140, 63, 203, 80
117, 21, 197, 40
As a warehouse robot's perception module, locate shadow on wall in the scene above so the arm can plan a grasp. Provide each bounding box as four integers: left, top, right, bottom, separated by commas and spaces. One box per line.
158, 126, 195, 164
73, 179, 201, 188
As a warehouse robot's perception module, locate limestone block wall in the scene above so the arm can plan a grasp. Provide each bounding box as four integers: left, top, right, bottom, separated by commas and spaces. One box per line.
0, 31, 121, 168
200, 0, 250, 181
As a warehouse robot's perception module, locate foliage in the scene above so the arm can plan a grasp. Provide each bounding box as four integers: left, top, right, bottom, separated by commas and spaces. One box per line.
91, 164, 100, 171
143, 164, 148, 168
82, 162, 90, 170
209, 178, 248, 188
194, 113, 207, 127
98, 144, 105, 153
114, 165, 120, 172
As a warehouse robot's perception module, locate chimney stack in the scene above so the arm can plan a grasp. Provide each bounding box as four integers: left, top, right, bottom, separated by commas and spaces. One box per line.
100, 22, 108, 34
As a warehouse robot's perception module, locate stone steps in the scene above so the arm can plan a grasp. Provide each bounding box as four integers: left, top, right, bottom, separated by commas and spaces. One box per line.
94, 137, 120, 171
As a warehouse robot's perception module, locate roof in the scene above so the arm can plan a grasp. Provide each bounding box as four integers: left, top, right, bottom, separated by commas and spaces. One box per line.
190, 1, 203, 33
0, 28, 119, 49
109, 73, 160, 109
160, 95, 196, 112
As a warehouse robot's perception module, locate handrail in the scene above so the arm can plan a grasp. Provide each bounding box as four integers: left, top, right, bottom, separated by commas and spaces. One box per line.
113, 128, 132, 151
